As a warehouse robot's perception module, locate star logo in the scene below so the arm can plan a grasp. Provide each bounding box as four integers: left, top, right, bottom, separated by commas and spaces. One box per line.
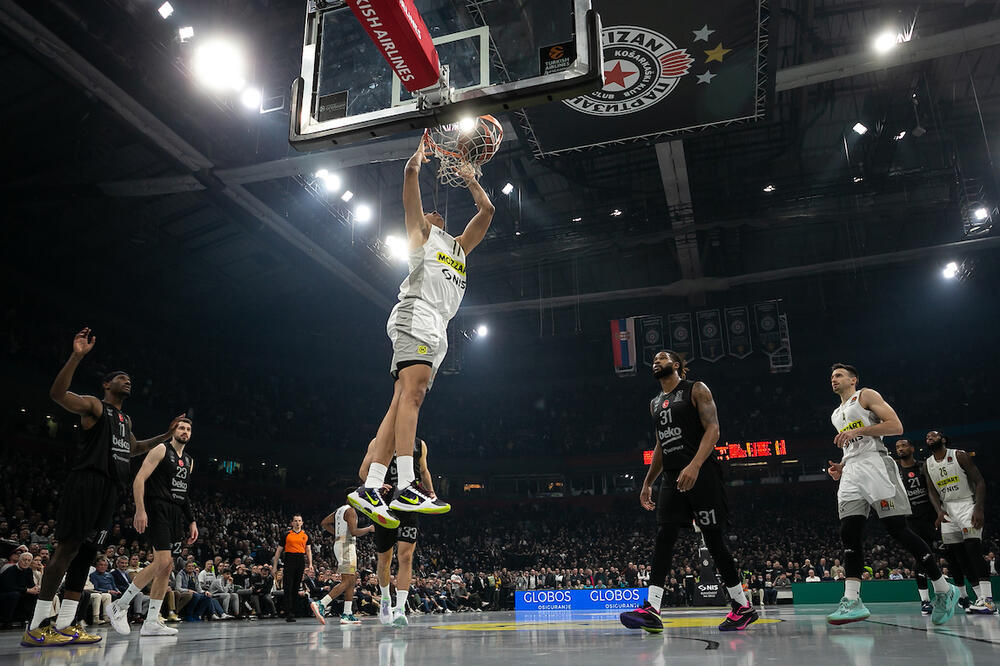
696, 71, 716, 85
704, 43, 732, 63
692, 25, 714, 42
603, 61, 638, 89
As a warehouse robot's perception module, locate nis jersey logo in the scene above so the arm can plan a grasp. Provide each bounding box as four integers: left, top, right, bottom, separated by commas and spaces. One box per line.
564, 26, 694, 116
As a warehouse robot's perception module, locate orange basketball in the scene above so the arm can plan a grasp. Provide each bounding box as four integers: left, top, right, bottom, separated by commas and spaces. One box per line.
458, 115, 504, 166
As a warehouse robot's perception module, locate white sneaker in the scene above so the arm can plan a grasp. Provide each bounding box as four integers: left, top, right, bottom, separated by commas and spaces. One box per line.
391, 609, 408, 628
105, 599, 131, 635
140, 619, 179, 636
212, 614, 221, 620
379, 599, 393, 625
389, 482, 451, 514
445, 608, 453, 614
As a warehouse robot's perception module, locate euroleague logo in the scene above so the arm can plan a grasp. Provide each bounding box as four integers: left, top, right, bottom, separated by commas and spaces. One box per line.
565, 26, 693, 116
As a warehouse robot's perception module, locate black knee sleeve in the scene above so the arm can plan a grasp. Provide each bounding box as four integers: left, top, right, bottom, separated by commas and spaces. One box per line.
945, 544, 968, 585
882, 516, 942, 580
64, 542, 99, 593
963, 539, 990, 582
649, 524, 680, 588
840, 516, 866, 579
701, 528, 740, 588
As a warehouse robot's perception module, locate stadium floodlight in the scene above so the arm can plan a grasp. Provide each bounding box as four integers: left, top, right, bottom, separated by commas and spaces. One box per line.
942, 261, 959, 279
873, 31, 899, 54
322, 173, 341, 192
192, 38, 248, 92
572, 217, 582, 222
973, 207, 989, 221
853, 176, 864, 183
763, 184, 776, 193
341, 190, 354, 202
179, 26, 195, 42
458, 116, 476, 133
240, 87, 262, 110
385, 235, 408, 261
610, 208, 623, 217
314, 169, 329, 180
894, 131, 906, 141
158, 3, 174, 19
476, 324, 488, 337
501, 182, 515, 196
853, 122, 868, 135
355, 204, 373, 223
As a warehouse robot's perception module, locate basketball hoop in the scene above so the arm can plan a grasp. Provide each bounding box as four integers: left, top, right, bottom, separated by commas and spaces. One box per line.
423, 115, 504, 188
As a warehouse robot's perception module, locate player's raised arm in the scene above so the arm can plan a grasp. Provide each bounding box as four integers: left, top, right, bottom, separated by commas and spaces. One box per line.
49, 328, 103, 420
456, 166, 495, 255
403, 139, 431, 248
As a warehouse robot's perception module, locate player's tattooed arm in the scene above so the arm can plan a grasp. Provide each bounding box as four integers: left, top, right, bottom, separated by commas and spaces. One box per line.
692, 382, 721, 448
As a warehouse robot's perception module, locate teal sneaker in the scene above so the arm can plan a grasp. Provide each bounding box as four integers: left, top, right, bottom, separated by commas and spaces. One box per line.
340, 613, 361, 625
931, 584, 960, 625
827, 597, 871, 625
391, 609, 408, 628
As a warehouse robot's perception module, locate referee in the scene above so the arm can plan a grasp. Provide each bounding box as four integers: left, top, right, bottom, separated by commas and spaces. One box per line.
273, 514, 313, 622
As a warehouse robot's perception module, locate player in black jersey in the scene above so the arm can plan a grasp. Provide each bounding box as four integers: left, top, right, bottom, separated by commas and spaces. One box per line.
109, 417, 198, 636
620, 351, 758, 634
895, 438, 941, 615
358, 436, 437, 627
22, 328, 177, 648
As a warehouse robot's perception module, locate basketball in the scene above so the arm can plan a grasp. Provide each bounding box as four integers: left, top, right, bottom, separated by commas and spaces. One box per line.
458, 115, 504, 166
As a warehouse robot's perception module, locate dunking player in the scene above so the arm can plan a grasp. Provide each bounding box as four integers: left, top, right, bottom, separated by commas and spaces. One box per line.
825, 364, 959, 625
349, 139, 494, 526
924, 430, 995, 614
318, 499, 373, 624
895, 438, 941, 615
21, 328, 176, 648
107, 417, 198, 636
620, 350, 758, 634
359, 436, 437, 627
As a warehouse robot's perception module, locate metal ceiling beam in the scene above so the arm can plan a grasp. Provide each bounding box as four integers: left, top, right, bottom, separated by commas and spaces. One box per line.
655, 141, 704, 305
460, 235, 1000, 315
776, 19, 1000, 91
0, 0, 391, 311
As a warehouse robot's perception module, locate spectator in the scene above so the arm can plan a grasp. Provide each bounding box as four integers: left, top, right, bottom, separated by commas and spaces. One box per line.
111, 555, 148, 622
805, 569, 821, 583
208, 569, 238, 618
0, 552, 38, 627
88, 558, 119, 624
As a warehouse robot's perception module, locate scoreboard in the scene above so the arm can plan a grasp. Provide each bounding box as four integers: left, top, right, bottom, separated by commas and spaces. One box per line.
643, 439, 788, 465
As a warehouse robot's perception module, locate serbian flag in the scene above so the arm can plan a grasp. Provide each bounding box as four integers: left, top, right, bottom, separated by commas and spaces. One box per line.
610, 318, 637, 377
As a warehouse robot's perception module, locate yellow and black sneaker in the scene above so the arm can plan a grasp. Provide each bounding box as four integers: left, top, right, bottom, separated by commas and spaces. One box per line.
349, 485, 400, 528
389, 482, 451, 515
57, 624, 102, 644
20, 625, 75, 648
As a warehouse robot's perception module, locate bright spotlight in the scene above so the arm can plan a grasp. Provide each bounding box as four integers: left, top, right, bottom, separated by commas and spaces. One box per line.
355, 204, 373, 223
240, 87, 262, 110
973, 207, 989, 221
341, 190, 354, 202
192, 38, 248, 92
476, 324, 488, 337
873, 31, 898, 54
610, 208, 623, 217
853, 176, 864, 183
501, 182, 514, 196
158, 2, 174, 19
942, 261, 959, 279
572, 217, 582, 222
894, 131, 906, 141
852, 122, 868, 135
385, 235, 408, 261
178, 26, 195, 42
458, 116, 476, 133
763, 184, 776, 193
315, 169, 329, 180
323, 174, 342, 192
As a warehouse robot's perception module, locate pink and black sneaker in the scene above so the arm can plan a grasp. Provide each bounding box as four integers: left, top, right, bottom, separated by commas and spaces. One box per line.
719, 600, 759, 631
619, 601, 663, 634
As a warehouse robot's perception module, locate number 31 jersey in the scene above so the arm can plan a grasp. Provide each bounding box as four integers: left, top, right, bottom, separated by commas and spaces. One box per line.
650, 379, 714, 471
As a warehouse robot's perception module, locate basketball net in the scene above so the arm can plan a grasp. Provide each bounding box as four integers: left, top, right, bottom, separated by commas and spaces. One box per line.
423, 115, 504, 188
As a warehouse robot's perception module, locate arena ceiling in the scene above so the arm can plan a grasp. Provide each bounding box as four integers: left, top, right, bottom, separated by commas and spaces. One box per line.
2, 0, 1000, 350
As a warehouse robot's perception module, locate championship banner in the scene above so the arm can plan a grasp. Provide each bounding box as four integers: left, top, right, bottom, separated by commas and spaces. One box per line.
724, 306, 752, 359
610, 318, 637, 377
667, 313, 694, 360
525, 0, 769, 155
638, 315, 663, 368
516, 588, 648, 612
754, 301, 781, 354
696, 309, 724, 362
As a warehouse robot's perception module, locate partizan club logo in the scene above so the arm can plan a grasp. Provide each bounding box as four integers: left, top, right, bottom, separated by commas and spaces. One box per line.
564, 26, 694, 116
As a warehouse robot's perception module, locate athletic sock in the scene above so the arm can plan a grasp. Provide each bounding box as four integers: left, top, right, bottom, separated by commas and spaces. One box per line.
320, 594, 333, 606
145, 599, 163, 625
931, 576, 950, 594
958, 586, 969, 599
977, 582, 992, 600
918, 589, 930, 602
344, 600, 353, 615
54, 599, 79, 630
397, 590, 409, 611
844, 579, 861, 600
116, 582, 142, 609
381, 585, 392, 602
727, 584, 749, 608
646, 585, 663, 612
365, 463, 388, 490
397, 456, 415, 487
30, 600, 53, 630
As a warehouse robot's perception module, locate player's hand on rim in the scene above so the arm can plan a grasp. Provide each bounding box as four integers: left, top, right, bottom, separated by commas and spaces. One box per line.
827, 460, 843, 481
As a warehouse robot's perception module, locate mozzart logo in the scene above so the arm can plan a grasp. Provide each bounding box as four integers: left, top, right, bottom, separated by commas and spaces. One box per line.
565, 26, 693, 116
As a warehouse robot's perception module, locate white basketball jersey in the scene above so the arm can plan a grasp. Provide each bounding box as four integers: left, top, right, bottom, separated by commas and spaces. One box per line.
831, 390, 886, 462
334, 505, 355, 548
924, 449, 974, 503
396, 225, 467, 322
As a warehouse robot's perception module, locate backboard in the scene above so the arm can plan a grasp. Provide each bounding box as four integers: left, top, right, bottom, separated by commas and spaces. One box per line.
289, 0, 602, 151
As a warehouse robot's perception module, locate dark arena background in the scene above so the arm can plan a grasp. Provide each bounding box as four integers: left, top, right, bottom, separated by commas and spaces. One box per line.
2, 1, 1000, 664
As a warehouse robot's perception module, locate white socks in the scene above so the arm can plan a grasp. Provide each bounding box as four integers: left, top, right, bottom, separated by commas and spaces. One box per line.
931, 576, 950, 595
365, 462, 388, 489
117, 582, 141, 609
54, 599, 79, 630
30, 600, 53, 630
958, 586, 968, 599
918, 588, 930, 602
977, 582, 993, 600
381, 585, 392, 602
321, 594, 333, 606
646, 585, 663, 612
397, 590, 409, 611
727, 584, 749, 608
844, 579, 861, 600
344, 600, 353, 615
145, 599, 163, 625
397, 456, 415, 487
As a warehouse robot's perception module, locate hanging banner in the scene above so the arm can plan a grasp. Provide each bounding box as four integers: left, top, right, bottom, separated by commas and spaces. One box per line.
638, 316, 663, 368
696, 309, 724, 362
525, 0, 769, 155
667, 313, 694, 360
754, 301, 781, 354
610, 318, 637, 376
724, 306, 752, 359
